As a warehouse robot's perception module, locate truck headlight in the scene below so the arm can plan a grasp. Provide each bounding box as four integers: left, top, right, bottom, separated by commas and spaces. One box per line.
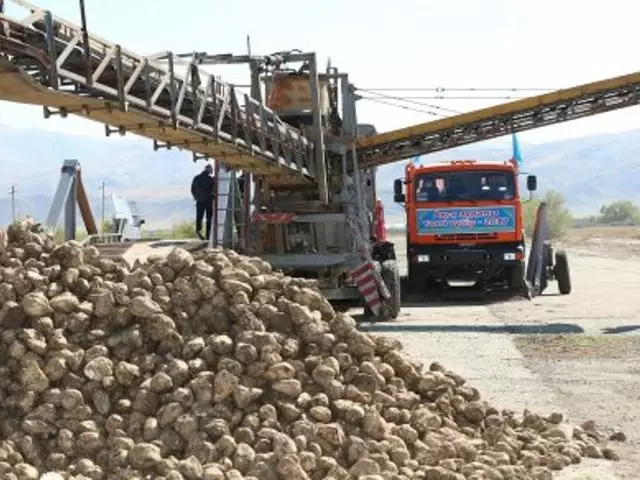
417, 254, 430, 263
503, 252, 516, 260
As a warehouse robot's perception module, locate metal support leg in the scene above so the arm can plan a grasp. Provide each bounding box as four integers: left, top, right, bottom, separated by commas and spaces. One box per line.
46, 160, 79, 230
242, 172, 251, 250
115, 45, 126, 111
250, 61, 262, 101
349, 91, 370, 255
78, 0, 92, 85
223, 171, 236, 248
207, 193, 216, 250
525, 202, 549, 295
44, 11, 59, 89
308, 54, 327, 203
168, 52, 177, 129
308, 54, 328, 253
64, 177, 77, 241
45, 159, 99, 242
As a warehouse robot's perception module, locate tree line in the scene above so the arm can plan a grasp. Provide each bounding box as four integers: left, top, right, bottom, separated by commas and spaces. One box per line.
525, 193, 639, 238
388, 190, 638, 240
581, 200, 640, 226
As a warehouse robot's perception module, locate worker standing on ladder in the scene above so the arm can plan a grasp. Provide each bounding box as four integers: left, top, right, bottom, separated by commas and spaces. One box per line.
191, 163, 216, 241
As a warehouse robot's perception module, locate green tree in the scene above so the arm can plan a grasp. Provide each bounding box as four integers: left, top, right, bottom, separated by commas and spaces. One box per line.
523, 198, 540, 237
523, 189, 573, 239
598, 200, 640, 224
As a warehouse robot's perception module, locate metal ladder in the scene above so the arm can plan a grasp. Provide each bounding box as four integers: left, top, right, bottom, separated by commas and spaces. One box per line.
208, 162, 247, 250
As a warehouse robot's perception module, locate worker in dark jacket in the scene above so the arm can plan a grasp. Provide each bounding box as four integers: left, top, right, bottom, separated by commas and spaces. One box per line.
191, 163, 216, 240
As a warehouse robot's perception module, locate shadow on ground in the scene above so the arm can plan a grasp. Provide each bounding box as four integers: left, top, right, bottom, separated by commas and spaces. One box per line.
602, 325, 640, 334
399, 290, 562, 308
337, 295, 525, 314
401, 290, 525, 306
357, 322, 585, 334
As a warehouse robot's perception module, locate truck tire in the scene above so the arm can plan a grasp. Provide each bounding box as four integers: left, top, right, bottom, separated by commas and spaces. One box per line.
378, 259, 401, 321
554, 250, 571, 295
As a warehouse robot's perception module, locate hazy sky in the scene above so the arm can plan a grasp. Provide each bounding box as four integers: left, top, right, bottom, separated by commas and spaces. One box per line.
1, 0, 640, 151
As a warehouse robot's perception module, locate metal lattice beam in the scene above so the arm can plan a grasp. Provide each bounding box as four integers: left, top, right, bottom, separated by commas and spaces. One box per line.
0, 2, 315, 183
357, 76, 640, 168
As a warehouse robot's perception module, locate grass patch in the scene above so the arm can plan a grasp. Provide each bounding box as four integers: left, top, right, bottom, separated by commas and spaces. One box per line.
568, 225, 640, 241
515, 334, 640, 360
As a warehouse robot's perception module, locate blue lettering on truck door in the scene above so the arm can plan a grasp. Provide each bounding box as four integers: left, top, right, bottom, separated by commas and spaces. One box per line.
416, 206, 516, 235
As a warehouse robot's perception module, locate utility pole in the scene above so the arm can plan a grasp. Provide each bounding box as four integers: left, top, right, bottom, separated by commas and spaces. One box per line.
100, 180, 106, 232
9, 185, 15, 222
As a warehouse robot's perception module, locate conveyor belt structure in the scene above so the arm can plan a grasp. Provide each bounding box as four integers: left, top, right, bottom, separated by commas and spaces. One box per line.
0, 0, 315, 185
2, 0, 640, 176
356, 72, 640, 168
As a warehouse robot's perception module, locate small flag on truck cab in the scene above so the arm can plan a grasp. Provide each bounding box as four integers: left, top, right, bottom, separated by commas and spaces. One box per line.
509, 133, 523, 170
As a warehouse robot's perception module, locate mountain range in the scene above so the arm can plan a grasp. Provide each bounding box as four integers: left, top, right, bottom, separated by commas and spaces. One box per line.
0, 122, 638, 230
377, 130, 640, 225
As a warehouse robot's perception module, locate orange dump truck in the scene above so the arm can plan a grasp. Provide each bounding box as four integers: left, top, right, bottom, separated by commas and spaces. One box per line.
394, 160, 538, 293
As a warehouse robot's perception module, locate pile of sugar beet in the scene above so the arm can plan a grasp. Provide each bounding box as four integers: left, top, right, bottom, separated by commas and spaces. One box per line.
0, 219, 621, 480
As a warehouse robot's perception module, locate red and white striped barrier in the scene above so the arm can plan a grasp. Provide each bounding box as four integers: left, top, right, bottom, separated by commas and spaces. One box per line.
346, 214, 391, 303
350, 261, 381, 315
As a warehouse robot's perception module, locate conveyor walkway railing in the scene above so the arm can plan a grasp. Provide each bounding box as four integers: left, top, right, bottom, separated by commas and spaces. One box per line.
0, 0, 315, 185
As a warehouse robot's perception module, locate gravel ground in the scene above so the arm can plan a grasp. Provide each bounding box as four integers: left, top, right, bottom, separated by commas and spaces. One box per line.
356, 233, 640, 479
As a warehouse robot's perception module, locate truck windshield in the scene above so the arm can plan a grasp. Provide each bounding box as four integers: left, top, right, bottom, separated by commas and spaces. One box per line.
414, 170, 516, 202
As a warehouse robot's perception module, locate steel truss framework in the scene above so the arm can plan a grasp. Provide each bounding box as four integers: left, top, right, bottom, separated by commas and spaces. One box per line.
357, 73, 640, 168
2, 1, 640, 178
0, 1, 314, 184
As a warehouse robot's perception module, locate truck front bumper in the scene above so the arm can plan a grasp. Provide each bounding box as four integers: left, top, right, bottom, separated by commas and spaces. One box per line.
408, 242, 525, 285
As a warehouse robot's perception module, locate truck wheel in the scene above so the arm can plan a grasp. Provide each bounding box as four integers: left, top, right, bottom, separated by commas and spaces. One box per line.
554, 250, 571, 295
378, 259, 401, 321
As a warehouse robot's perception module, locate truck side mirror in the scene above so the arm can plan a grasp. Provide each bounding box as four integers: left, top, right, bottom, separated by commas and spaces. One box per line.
393, 178, 405, 203
526, 175, 537, 192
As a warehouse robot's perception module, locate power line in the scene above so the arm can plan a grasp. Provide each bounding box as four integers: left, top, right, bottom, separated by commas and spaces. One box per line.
373, 95, 534, 100
357, 96, 445, 116
356, 88, 460, 114
359, 87, 556, 92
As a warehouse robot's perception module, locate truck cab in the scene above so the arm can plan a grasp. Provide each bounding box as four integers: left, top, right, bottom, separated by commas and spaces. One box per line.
394, 160, 537, 293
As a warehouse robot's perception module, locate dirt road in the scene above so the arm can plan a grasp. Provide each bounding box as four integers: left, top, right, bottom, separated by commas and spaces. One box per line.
359, 233, 640, 479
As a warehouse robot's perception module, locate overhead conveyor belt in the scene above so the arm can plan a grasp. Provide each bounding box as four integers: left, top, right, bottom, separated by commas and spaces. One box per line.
356, 71, 640, 168
0, 1, 315, 185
